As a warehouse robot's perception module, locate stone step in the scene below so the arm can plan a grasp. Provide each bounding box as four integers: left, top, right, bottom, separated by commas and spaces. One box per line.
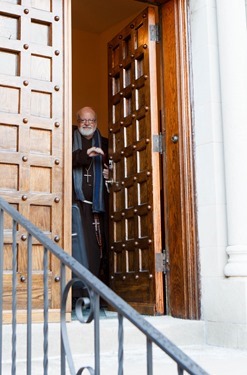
2, 311, 247, 374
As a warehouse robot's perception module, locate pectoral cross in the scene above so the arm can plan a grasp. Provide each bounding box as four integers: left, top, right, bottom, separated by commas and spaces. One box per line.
84, 171, 91, 183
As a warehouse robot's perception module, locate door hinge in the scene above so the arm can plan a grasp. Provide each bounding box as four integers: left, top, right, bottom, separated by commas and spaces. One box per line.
150, 24, 160, 42
153, 133, 163, 154
155, 250, 169, 274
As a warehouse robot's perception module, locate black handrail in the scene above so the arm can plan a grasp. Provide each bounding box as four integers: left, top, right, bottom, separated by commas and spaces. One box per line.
0, 196, 208, 375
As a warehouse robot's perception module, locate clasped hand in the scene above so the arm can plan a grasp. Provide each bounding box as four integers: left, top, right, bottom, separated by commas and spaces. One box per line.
87, 147, 109, 180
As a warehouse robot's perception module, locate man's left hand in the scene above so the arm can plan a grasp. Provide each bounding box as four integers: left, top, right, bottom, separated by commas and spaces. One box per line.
103, 163, 109, 180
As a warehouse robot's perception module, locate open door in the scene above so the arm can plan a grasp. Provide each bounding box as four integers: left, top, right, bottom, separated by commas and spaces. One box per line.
107, 7, 163, 315
0, 0, 70, 322
69, 0, 199, 319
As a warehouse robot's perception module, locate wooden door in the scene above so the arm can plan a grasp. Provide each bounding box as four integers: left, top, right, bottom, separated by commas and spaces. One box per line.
108, 7, 163, 315
0, 0, 70, 322
160, 0, 200, 319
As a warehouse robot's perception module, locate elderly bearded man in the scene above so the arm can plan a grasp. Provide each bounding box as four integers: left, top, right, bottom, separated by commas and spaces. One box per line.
72, 106, 109, 300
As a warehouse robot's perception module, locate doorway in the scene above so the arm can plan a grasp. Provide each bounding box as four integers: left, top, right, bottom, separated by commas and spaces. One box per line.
71, 0, 147, 137
71, 1, 165, 315
71, 0, 200, 319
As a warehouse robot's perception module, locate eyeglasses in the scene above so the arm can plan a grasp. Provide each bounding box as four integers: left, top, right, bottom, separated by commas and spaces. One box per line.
78, 118, 96, 124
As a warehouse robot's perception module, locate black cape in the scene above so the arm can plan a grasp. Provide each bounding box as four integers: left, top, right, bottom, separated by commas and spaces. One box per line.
72, 126, 109, 291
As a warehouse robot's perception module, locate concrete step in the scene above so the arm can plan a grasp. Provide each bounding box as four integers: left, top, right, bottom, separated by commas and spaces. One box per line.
2, 311, 247, 374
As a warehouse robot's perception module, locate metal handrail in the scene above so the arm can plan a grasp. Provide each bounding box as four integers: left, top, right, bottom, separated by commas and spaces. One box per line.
0, 196, 208, 375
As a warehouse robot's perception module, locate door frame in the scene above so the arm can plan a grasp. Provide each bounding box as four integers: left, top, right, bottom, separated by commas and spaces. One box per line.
160, 0, 200, 319
64, 0, 72, 256
66, 0, 200, 319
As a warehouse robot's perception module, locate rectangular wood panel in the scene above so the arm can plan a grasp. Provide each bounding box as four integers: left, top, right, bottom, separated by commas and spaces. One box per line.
31, 54, 52, 81
0, 13, 19, 39
32, 0, 52, 12
0, 124, 18, 151
0, 86, 20, 113
0, 49, 19, 75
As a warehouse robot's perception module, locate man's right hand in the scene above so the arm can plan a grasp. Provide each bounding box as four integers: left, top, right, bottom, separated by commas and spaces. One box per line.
87, 147, 104, 157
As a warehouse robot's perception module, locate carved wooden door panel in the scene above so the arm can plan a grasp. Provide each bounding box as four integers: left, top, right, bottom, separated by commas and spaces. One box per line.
0, 0, 65, 321
108, 7, 163, 315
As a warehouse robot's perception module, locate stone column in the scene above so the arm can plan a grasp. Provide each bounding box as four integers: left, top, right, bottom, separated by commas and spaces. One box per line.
216, 0, 247, 276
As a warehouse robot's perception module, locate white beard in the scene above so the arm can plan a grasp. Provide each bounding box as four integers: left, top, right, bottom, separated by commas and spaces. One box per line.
78, 126, 95, 138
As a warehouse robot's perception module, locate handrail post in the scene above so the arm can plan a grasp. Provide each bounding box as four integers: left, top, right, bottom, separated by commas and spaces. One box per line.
118, 313, 123, 375
94, 292, 100, 375
43, 247, 49, 375
147, 338, 153, 375
11, 220, 17, 375
60, 262, 66, 375
27, 234, 32, 375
